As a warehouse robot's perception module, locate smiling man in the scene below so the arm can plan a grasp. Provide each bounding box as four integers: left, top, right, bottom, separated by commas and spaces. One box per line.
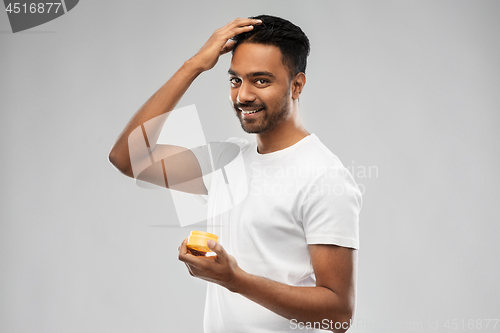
109, 15, 362, 333
229, 42, 301, 137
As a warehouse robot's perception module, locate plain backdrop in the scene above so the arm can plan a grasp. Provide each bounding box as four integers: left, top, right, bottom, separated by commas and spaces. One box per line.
1, 1, 499, 332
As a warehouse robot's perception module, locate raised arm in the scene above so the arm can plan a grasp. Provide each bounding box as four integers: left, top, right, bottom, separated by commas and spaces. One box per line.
108, 18, 262, 193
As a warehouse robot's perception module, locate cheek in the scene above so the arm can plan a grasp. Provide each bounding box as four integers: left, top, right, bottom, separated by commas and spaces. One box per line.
229, 89, 238, 103
264, 91, 284, 108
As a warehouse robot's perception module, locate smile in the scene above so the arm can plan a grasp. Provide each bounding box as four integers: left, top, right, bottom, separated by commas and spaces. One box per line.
240, 108, 264, 115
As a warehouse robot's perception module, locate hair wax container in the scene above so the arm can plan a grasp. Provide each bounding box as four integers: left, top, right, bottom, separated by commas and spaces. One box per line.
187, 231, 219, 256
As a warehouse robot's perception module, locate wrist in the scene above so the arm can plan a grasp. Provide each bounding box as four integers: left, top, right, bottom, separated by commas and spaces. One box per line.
227, 266, 248, 294
183, 57, 206, 76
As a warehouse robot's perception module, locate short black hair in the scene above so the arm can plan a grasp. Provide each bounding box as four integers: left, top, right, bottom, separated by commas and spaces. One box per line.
231, 15, 310, 79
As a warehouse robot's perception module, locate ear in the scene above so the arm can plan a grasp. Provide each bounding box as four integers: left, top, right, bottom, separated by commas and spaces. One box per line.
291, 72, 306, 100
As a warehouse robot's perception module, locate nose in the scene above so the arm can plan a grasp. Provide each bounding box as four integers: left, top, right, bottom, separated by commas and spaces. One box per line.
236, 82, 256, 104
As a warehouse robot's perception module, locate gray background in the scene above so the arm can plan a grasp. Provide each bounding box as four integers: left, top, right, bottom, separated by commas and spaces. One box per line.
1, 0, 499, 332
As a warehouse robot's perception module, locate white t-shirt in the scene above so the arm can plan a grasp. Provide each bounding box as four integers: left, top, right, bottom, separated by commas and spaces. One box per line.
192, 133, 362, 333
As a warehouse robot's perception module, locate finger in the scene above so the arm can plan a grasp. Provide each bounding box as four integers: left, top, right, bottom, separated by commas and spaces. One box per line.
218, 24, 254, 42
207, 239, 226, 258
178, 238, 193, 262
233, 25, 256, 32
220, 18, 261, 36
226, 18, 262, 29
178, 238, 206, 268
220, 25, 255, 47
184, 263, 194, 276
220, 40, 236, 55
180, 237, 189, 254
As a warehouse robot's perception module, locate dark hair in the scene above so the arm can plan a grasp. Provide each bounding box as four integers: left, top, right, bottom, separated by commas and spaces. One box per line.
231, 15, 310, 79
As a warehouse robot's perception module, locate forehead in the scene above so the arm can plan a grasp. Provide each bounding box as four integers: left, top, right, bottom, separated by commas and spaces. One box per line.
230, 43, 288, 78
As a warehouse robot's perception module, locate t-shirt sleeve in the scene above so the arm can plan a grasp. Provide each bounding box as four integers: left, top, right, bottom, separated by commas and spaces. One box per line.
301, 166, 362, 249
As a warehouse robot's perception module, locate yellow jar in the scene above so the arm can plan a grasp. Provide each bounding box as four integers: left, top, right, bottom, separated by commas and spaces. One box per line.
187, 231, 219, 256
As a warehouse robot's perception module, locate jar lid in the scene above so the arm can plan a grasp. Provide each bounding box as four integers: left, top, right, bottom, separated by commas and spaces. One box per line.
189, 230, 219, 241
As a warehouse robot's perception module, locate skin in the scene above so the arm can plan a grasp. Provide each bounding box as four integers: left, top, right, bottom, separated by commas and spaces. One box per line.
229, 42, 310, 153
179, 239, 356, 332
109, 18, 357, 332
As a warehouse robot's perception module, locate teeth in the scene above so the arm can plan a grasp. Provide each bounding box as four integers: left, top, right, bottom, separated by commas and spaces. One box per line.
241, 109, 261, 114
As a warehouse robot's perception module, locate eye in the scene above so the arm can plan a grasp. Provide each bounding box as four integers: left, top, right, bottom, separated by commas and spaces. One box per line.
229, 77, 241, 86
256, 79, 268, 85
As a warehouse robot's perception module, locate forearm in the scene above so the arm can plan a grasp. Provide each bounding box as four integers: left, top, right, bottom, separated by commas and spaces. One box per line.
108, 59, 203, 175
178, 236, 355, 332
109, 18, 261, 177
233, 270, 353, 332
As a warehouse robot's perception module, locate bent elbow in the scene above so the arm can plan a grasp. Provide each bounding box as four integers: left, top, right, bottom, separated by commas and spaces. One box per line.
108, 151, 134, 178
328, 309, 354, 333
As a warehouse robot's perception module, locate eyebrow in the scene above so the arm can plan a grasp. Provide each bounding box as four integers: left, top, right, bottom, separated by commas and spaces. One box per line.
228, 70, 276, 79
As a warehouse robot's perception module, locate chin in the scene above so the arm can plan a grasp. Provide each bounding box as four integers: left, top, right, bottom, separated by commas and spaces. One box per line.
241, 126, 259, 134
240, 123, 261, 134
241, 124, 273, 134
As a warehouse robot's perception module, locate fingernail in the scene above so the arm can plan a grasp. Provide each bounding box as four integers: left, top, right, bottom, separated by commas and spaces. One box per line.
208, 240, 215, 248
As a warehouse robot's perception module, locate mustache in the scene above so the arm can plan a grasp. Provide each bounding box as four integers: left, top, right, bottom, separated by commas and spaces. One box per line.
234, 102, 266, 110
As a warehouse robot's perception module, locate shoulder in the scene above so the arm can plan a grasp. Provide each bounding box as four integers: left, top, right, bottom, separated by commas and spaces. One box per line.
293, 134, 346, 172
297, 135, 362, 207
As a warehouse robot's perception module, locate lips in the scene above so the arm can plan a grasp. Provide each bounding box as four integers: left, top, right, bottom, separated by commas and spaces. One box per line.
239, 108, 264, 118
240, 108, 264, 115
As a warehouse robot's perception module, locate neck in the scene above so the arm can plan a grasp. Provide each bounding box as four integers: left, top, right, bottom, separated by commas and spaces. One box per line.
256, 101, 310, 154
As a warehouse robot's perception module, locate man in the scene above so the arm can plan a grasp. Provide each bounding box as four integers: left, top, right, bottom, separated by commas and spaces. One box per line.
109, 15, 362, 333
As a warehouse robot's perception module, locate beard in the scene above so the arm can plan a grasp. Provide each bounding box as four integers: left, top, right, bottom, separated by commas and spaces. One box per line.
233, 90, 291, 134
